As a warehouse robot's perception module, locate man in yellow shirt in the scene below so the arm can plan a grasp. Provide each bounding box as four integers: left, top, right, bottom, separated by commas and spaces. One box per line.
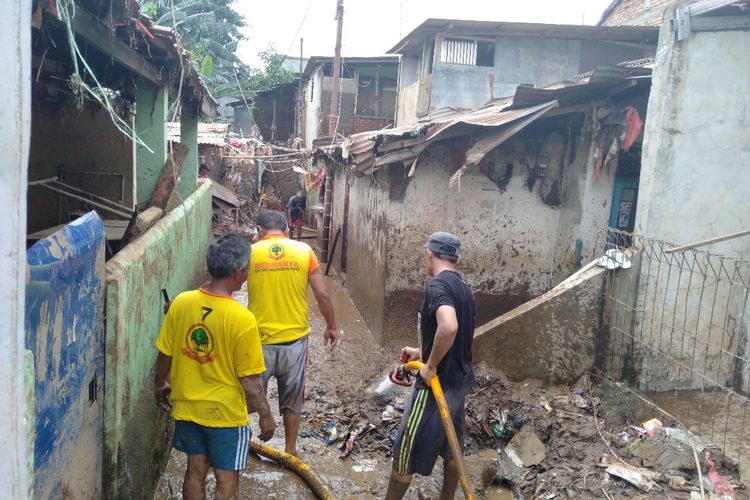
155, 234, 276, 499
248, 210, 338, 458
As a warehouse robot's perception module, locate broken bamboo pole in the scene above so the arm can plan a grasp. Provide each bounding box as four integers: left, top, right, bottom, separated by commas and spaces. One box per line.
665, 229, 750, 254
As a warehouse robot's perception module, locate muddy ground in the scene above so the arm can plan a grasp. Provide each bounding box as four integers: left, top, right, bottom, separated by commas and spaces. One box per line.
154, 278, 744, 499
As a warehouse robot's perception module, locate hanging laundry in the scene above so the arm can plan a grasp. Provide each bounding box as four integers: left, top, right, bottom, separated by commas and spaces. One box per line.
622, 107, 643, 151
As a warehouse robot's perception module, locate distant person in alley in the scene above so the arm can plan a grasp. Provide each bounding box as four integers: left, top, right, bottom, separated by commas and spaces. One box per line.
248, 210, 338, 458
154, 234, 276, 499
286, 190, 307, 240
386, 232, 476, 500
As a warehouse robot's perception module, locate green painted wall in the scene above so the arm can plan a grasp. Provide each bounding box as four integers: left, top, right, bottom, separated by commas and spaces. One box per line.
179, 109, 199, 201
135, 79, 168, 206
103, 182, 212, 499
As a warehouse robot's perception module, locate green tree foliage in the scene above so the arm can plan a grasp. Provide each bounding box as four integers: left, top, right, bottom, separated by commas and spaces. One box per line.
140, 0, 248, 97
241, 47, 295, 94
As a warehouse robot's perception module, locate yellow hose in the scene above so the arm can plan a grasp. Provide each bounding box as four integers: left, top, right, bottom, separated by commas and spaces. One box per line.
404, 361, 476, 500
249, 440, 333, 500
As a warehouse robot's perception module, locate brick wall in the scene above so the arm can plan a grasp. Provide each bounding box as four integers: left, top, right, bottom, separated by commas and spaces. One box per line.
601, 0, 686, 26
352, 115, 393, 135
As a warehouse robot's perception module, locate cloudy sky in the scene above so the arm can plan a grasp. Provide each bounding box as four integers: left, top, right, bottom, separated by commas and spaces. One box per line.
234, 0, 614, 67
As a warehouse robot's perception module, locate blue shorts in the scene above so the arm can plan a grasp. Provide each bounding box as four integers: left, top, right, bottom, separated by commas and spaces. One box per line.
173, 420, 252, 471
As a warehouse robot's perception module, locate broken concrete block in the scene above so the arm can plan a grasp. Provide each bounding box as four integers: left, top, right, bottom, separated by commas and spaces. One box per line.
504, 425, 546, 467
131, 207, 164, 238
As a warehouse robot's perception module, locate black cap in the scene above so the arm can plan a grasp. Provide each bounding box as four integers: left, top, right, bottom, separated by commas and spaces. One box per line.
426, 232, 461, 256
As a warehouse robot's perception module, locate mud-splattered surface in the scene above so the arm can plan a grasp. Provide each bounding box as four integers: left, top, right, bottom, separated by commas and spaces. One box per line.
154, 278, 744, 499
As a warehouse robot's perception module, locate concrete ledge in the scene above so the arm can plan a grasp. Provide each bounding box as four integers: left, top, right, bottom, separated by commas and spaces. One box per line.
473, 264, 606, 384
103, 182, 211, 499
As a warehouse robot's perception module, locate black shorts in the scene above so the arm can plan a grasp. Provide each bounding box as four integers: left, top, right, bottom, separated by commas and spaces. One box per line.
392, 382, 472, 476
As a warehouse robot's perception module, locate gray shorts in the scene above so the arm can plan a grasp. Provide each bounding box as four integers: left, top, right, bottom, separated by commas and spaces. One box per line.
261, 336, 308, 415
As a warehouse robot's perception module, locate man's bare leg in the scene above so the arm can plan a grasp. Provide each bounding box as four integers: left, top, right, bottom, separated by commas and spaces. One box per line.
440, 459, 459, 500
214, 469, 240, 500
283, 412, 301, 457
384, 470, 411, 500
183, 454, 210, 500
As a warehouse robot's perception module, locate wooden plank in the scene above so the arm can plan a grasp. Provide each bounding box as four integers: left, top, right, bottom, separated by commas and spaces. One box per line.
665, 229, 750, 254
70, 9, 161, 85
150, 143, 189, 210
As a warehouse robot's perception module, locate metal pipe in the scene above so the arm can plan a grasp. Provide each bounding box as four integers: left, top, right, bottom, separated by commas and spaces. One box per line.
60, 169, 126, 204
403, 361, 476, 500
249, 441, 332, 500
37, 184, 132, 218
49, 180, 133, 214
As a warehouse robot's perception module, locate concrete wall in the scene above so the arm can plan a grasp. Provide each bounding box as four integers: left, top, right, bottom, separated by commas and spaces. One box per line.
474, 264, 606, 384
0, 1, 32, 494
103, 182, 212, 499
304, 68, 323, 148
335, 109, 625, 343
27, 101, 134, 232
135, 79, 168, 207
600, 0, 693, 26
25, 212, 105, 499
345, 169, 390, 340
631, 13, 750, 391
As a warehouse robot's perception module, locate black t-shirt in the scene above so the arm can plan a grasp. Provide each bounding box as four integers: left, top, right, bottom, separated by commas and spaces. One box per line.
288, 196, 306, 217
419, 270, 476, 390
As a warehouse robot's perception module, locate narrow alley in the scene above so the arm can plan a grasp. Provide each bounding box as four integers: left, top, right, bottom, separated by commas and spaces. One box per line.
4, 0, 750, 499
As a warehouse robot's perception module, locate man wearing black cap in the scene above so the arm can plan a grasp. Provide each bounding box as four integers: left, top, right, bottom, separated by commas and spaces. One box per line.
386, 232, 476, 500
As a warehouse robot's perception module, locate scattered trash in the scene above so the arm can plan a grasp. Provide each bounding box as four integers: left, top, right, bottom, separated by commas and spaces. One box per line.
631, 426, 699, 471
544, 404, 553, 413
617, 431, 631, 443
321, 420, 338, 445
597, 248, 633, 270
504, 426, 546, 467
642, 418, 663, 436
351, 459, 377, 473
663, 427, 706, 452
706, 451, 736, 498
339, 425, 370, 459
574, 387, 585, 397
380, 405, 399, 423
605, 463, 657, 492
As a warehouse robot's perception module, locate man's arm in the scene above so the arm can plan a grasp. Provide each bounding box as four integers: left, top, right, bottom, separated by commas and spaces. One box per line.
154, 352, 172, 412
309, 270, 339, 348
239, 374, 276, 441
420, 305, 458, 384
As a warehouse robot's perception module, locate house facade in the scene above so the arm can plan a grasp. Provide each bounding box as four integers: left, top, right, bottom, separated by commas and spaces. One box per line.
302, 56, 399, 147
389, 19, 658, 125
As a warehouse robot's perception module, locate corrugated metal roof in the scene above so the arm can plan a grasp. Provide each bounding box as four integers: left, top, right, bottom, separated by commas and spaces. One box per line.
167, 122, 230, 146
389, 18, 659, 54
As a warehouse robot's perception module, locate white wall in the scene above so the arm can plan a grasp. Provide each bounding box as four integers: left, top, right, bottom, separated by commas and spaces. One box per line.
638, 20, 750, 257
0, 0, 31, 497
304, 68, 323, 148
633, 11, 750, 391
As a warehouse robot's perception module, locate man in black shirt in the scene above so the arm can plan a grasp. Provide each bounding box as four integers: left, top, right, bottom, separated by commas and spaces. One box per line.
386, 232, 476, 500
286, 191, 306, 240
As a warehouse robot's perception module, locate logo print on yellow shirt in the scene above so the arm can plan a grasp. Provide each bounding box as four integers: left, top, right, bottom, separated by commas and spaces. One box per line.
269, 243, 286, 261
182, 324, 217, 364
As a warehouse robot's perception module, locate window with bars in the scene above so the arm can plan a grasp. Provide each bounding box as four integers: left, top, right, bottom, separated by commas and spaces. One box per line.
440, 38, 495, 67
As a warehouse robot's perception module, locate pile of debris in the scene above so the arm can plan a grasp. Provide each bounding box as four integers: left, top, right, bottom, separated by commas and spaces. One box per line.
300, 365, 743, 498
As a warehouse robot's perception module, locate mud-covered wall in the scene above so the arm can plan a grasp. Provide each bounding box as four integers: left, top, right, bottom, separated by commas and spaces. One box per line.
25, 212, 105, 499
27, 101, 134, 233
345, 169, 390, 342
474, 264, 606, 384
103, 182, 212, 499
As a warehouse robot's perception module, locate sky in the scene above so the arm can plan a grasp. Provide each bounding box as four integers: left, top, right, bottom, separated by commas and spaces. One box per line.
234, 0, 615, 67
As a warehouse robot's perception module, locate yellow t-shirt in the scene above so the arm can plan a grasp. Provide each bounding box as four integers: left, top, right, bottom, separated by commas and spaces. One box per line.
248, 234, 320, 344
156, 289, 265, 427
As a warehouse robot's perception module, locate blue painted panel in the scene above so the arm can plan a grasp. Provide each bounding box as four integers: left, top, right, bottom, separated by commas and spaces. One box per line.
25, 211, 105, 498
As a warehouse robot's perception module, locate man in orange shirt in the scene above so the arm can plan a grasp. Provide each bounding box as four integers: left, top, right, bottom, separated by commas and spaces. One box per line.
155, 234, 276, 499
247, 210, 338, 458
